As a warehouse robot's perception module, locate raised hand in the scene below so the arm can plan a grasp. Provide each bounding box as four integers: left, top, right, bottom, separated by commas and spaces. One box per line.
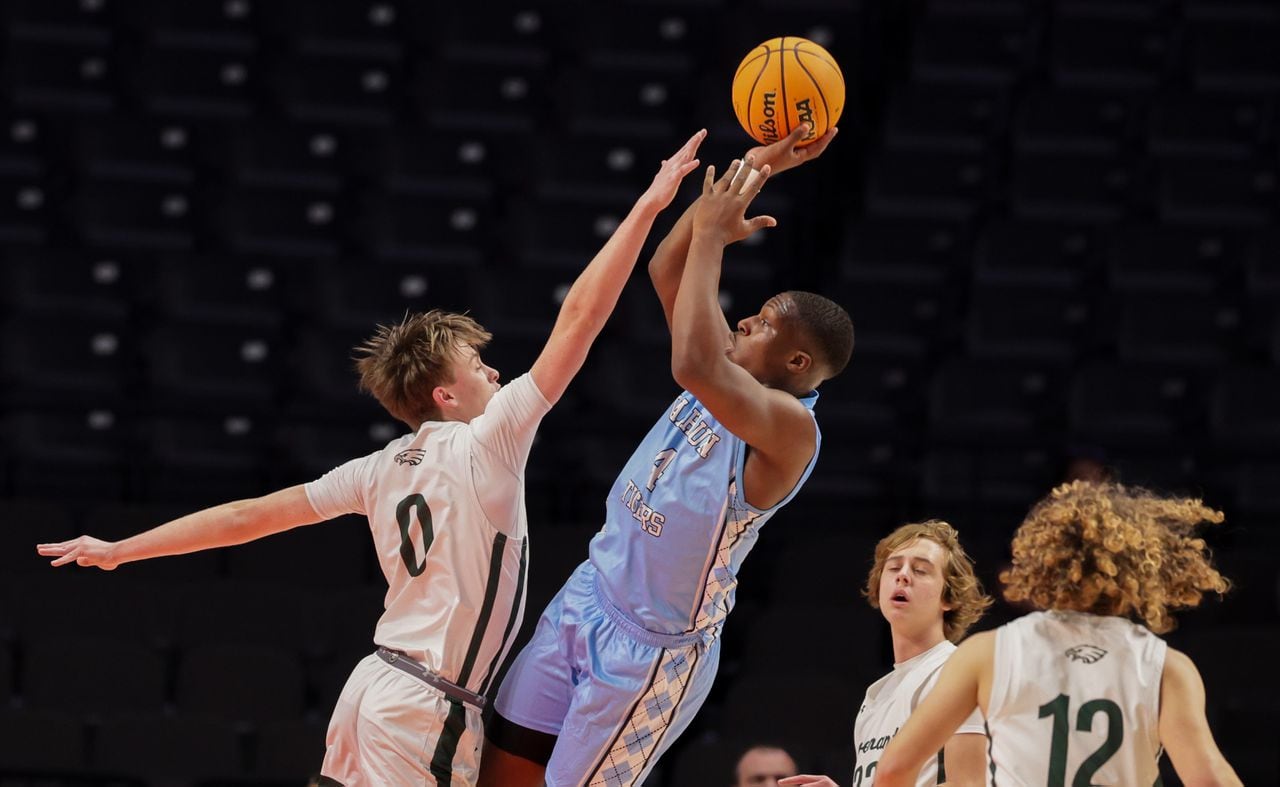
640, 128, 706, 210
691, 156, 775, 246
37, 535, 120, 570
745, 122, 837, 177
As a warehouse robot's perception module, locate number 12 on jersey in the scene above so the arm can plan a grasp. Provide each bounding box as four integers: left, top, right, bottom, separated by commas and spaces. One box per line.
1038, 694, 1124, 787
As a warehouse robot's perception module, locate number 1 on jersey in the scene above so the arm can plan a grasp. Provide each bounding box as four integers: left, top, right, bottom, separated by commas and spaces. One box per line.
647, 448, 678, 492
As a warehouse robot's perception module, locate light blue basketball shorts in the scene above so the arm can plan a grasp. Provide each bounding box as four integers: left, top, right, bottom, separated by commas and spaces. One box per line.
493, 561, 721, 787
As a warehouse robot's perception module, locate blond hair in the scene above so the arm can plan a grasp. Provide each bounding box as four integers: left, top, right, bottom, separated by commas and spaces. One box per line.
353, 310, 492, 426
865, 520, 992, 642
1001, 480, 1230, 634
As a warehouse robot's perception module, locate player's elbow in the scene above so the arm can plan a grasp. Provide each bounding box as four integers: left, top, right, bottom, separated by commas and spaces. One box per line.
872, 753, 913, 787
670, 353, 706, 390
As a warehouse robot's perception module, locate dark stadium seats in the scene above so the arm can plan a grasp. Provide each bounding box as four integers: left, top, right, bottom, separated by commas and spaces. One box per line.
912, 9, 1036, 87
21, 634, 167, 715
974, 219, 1099, 288
1010, 150, 1136, 222
94, 713, 246, 780
1148, 91, 1271, 161
1107, 223, 1245, 294
843, 217, 968, 286
966, 282, 1093, 362
3, 409, 133, 500
1069, 362, 1201, 448
1049, 12, 1172, 89
883, 83, 1008, 154
177, 643, 307, 723
0, 709, 88, 773
929, 356, 1065, 444
865, 149, 991, 221
1013, 88, 1144, 155
254, 719, 329, 780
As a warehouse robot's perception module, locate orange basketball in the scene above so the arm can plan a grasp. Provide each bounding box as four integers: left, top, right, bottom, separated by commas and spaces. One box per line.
732, 36, 845, 147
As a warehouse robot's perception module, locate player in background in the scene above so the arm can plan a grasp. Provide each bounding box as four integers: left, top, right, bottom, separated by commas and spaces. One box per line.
780, 521, 991, 787
874, 481, 1243, 787
479, 124, 853, 787
735, 744, 800, 787
36, 131, 707, 787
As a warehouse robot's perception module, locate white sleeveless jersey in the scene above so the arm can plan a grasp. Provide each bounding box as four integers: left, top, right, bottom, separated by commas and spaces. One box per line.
988, 610, 1167, 787
305, 373, 551, 697
854, 640, 986, 787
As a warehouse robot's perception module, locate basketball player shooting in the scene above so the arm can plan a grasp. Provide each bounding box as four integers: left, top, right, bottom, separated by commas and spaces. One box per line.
874, 481, 1243, 787
479, 124, 854, 787
36, 131, 708, 786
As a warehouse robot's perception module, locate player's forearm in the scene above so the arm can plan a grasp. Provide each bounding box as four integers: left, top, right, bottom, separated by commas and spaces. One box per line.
670, 234, 729, 380
113, 498, 283, 564
556, 198, 662, 333
647, 198, 700, 320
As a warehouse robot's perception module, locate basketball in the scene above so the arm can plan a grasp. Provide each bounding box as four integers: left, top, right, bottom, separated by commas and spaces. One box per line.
732, 36, 845, 147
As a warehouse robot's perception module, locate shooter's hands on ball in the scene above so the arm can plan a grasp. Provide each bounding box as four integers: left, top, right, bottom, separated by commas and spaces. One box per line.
38, 535, 120, 570
745, 122, 837, 176
639, 128, 707, 211
692, 156, 775, 246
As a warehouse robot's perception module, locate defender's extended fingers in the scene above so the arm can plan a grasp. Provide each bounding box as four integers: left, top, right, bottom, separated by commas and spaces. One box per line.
50, 549, 81, 567
677, 128, 707, 160
37, 539, 76, 555
677, 159, 700, 178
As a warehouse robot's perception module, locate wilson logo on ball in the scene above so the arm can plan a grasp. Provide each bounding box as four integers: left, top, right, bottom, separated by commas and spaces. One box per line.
732, 36, 845, 146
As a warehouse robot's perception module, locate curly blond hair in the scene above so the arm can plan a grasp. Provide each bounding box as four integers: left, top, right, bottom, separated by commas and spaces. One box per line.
354, 310, 492, 427
865, 520, 993, 642
1001, 480, 1230, 634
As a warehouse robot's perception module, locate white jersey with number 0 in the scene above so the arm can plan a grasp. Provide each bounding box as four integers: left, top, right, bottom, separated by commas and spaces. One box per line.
305, 372, 552, 696
853, 639, 986, 787
987, 610, 1167, 787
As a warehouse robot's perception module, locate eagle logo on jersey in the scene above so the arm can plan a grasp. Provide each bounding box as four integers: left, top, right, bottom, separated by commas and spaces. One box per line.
394, 449, 426, 466
1064, 645, 1108, 664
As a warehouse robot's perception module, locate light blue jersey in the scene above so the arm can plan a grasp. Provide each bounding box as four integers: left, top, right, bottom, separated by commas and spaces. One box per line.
496, 387, 823, 786
589, 388, 821, 635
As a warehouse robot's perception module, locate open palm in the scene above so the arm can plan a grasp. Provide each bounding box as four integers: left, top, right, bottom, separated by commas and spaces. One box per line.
642, 128, 706, 209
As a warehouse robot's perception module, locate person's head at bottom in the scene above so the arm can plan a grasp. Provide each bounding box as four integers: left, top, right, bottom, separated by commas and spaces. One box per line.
735, 744, 798, 787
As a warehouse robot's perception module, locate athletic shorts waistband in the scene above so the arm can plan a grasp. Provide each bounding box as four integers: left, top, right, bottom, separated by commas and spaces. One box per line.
375, 647, 487, 711
591, 568, 709, 650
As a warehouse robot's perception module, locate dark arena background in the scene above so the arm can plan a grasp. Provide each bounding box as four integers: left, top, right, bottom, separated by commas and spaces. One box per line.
1, 0, 1277, 784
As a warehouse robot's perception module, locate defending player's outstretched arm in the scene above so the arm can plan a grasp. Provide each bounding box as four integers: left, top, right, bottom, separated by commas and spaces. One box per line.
669, 159, 816, 499
528, 129, 705, 405
648, 123, 836, 332
36, 484, 324, 570
874, 632, 994, 787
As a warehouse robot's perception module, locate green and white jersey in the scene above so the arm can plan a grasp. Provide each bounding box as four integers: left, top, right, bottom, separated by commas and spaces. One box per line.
988, 610, 1167, 787
306, 373, 552, 697
853, 640, 986, 786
